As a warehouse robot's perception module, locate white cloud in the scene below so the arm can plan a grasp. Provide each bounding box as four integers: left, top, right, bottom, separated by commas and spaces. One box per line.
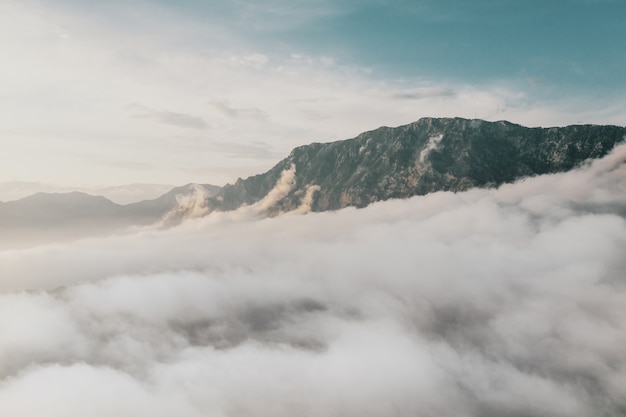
418, 134, 444, 163
0, 144, 625, 416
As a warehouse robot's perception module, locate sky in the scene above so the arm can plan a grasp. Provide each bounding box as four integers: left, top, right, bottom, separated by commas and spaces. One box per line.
1, 141, 625, 416
1, 0, 625, 188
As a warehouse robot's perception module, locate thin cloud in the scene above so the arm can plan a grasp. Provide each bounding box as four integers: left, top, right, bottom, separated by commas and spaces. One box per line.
206, 140, 279, 160
212, 101, 268, 120
391, 87, 457, 100
154, 111, 209, 130
232, 0, 349, 32
129, 106, 209, 130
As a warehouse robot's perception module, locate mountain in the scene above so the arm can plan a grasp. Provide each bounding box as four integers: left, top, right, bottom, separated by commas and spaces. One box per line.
0, 184, 219, 248
1, 117, 624, 248
0, 192, 130, 248
125, 183, 220, 224
0, 182, 177, 204
209, 118, 625, 213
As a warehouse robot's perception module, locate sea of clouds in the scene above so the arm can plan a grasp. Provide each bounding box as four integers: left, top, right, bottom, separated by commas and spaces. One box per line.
1, 144, 626, 416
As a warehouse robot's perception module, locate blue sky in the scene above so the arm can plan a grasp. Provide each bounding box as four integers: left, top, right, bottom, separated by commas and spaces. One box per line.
0, 0, 624, 188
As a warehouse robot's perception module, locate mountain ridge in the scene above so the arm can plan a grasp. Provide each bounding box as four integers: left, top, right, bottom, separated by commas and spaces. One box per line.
0, 184, 220, 248
209, 117, 625, 213
0, 117, 624, 247
0, 182, 178, 205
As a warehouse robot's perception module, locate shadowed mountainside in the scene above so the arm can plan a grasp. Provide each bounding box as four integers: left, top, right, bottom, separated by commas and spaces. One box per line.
210, 117, 625, 213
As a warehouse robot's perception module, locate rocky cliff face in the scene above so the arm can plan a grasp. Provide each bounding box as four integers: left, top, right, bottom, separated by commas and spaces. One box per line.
210, 118, 626, 213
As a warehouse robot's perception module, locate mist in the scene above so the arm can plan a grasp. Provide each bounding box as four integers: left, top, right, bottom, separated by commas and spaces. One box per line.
1, 144, 626, 416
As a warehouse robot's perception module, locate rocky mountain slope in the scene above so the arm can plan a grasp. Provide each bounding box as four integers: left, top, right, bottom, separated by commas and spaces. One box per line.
210, 118, 625, 213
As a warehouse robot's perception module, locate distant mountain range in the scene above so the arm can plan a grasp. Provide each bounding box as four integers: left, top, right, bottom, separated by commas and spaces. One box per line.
0, 182, 176, 204
0, 183, 220, 248
1, 117, 624, 247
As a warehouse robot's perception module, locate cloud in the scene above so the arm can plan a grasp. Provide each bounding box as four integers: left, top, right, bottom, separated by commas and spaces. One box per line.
289, 184, 321, 215
153, 111, 209, 130
249, 164, 296, 214
207, 140, 279, 160
1, 1, 624, 187
157, 184, 212, 226
226, 53, 270, 69
0, 363, 202, 417
129, 105, 209, 130
212, 101, 268, 120
391, 87, 457, 100
418, 134, 444, 163
229, 0, 349, 32
1, 144, 625, 415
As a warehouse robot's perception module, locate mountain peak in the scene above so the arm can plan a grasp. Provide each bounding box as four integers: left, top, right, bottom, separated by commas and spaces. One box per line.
209, 118, 626, 213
